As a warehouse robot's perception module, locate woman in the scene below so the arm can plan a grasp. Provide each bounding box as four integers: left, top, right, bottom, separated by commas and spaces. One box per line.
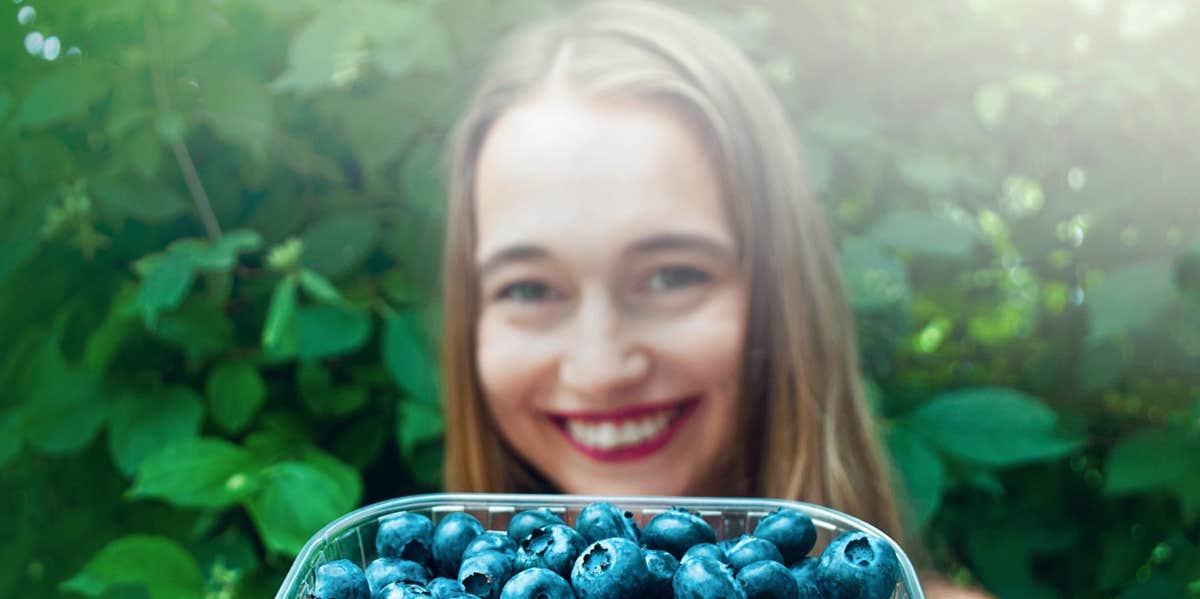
438, 2, 988, 597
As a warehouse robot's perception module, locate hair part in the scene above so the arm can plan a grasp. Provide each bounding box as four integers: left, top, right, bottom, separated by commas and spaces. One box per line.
441, 0, 905, 545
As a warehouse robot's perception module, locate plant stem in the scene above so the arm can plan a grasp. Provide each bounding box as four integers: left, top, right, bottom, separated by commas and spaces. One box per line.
144, 11, 222, 241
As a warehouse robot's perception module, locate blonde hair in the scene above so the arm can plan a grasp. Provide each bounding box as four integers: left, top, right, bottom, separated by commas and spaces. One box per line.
440, 0, 904, 542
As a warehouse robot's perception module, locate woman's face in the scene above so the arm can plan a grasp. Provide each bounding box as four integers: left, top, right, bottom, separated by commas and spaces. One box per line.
472, 87, 749, 496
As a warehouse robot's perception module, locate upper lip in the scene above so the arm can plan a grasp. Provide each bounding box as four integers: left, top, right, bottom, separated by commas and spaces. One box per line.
545, 396, 698, 423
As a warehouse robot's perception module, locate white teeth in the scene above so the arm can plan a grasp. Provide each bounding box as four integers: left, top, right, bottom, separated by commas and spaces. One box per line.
564, 407, 680, 450
618, 421, 640, 445
597, 422, 617, 447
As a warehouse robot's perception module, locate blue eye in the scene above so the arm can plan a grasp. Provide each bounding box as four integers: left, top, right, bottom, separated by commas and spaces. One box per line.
647, 266, 711, 291
497, 281, 556, 302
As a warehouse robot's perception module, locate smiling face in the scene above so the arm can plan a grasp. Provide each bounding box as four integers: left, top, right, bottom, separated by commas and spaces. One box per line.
472, 87, 749, 496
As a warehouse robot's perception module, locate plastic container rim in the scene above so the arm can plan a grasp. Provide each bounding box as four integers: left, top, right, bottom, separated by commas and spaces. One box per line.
275, 492, 925, 599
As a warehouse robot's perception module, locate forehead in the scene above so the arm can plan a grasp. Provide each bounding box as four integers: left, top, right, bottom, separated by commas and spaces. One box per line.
473, 89, 732, 260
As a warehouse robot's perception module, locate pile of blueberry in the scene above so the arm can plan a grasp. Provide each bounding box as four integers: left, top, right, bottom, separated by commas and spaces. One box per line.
307, 502, 901, 599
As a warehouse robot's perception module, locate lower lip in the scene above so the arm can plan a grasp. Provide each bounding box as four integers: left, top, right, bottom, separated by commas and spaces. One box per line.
550, 398, 699, 463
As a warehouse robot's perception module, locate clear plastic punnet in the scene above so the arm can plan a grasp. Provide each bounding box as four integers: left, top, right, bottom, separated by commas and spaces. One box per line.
276, 493, 925, 599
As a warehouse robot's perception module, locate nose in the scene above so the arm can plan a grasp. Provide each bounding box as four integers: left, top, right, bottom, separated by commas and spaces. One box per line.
559, 289, 650, 397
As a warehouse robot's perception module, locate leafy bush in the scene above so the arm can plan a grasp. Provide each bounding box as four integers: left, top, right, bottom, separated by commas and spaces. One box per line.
0, 1, 1196, 597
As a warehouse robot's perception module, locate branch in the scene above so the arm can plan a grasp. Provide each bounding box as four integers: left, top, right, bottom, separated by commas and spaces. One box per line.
144, 11, 222, 241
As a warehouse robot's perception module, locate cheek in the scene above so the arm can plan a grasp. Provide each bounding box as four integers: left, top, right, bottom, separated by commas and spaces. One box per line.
475, 311, 556, 408
655, 289, 747, 388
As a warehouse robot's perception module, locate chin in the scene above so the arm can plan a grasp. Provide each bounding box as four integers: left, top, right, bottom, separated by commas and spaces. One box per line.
558, 473, 693, 497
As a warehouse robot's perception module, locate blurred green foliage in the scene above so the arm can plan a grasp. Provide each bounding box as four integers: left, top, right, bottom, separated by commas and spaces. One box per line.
0, 0, 1198, 597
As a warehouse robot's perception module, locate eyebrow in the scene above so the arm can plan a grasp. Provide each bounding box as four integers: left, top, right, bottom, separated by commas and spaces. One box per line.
475, 232, 735, 281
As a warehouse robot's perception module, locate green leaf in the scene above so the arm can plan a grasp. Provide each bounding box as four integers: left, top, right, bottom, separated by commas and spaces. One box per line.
397, 397, 444, 460
383, 314, 439, 403
125, 128, 164, 179
333, 416, 388, 470
297, 268, 345, 305
198, 69, 274, 160
205, 362, 267, 434
133, 244, 199, 325
262, 274, 298, 354
960, 469, 1004, 496
296, 304, 372, 359
274, 133, 345, 182
194, 230, 263, 272
896, 153, 964, 194
0, 88, 12, 124
131, 438, 258, 508
159, 3, 216, 63
887, 424, 945, 527
108, 387, 205, 476
336, 89, 424, 175
967, 527, 1071, 599
1087, 261, 1175, 340
146, 299, 235, 364
865, 210, 977, 258
363, 1, 455, 76
60, 535, 204, 599
15, 65, 110, 129
297, 361, 369, 417
0, 411, 22, 467
1104, 427, 1200, 495
903, 387, 1083, 467
379, 268, 422, 305
271, 10, 356, 93
839, 238, 911, 311
0, 200, 47, 286
246, 461, 358, 555
153, 112, 187, 144
273, 2, 452, 94
400, 140, 446, 211
301, 212, 378, 278
22, 369, 108, 454
299, 446, 364, 506
92, 179, 188, 224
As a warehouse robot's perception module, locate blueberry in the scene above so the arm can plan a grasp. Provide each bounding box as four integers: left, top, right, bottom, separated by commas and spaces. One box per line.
817, 531, 901, 599
375, 582, 434, 599
498, 567, 574, 599
514, 524, 586, 578
752, 509, 817, 566
789, 557, 822, 599
311, 559, 369, 599
725, 536, 784, 572
432, 512, 486, 577
736, 560, 799, 599
643, 548, 680, 597
571, 538, 650, 599
377, 513, 436, 566
457, 550, 514, 599
671, 556, 747, 599
642, 507, 717, 560
425, 577, 466, 599
463, 531, 519, 561
681, 543, 728, 565
507, 508, 565, 543
574, 502, 641, 545
365, 558, 430, 595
